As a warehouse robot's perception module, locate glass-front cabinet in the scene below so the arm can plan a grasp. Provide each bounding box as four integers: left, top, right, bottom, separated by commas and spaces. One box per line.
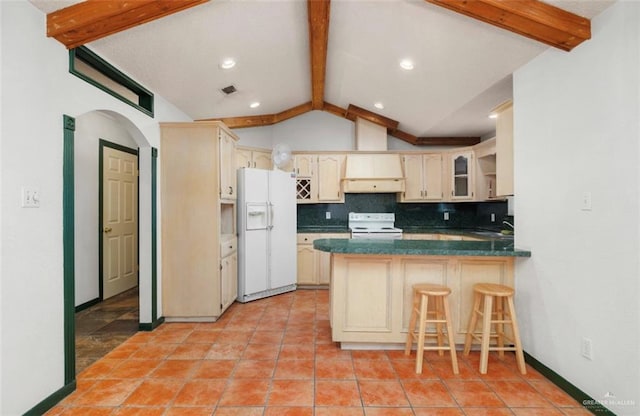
450, 151, 474, 200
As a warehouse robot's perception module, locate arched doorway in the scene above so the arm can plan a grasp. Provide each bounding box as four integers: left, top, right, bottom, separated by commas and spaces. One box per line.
62, 110, 160, 381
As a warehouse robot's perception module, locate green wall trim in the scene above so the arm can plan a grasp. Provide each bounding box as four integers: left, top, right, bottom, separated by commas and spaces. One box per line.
151, 147, 158, 321
62, 115, 76, 386
139, 316, 165, 332
75, 297, 100, 313
98, 139, 139, 301
23, 381, 76, 416
524, 351, 615, 415
69, 46, 154, 117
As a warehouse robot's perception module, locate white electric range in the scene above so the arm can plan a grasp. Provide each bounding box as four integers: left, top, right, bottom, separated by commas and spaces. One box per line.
348, 212, 403, 240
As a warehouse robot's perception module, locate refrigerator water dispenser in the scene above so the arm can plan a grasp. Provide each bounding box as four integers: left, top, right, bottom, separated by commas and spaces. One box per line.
245, 203, 268, 230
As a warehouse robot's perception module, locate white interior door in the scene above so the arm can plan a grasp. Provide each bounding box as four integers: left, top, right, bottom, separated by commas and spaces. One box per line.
102, 146, 138, 299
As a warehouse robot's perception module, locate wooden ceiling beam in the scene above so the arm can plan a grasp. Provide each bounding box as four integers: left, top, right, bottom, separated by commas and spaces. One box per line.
390, 129, 419, 146
322, 102, 348, 118
416, 136, 481, 146
346, 104, 399, 130
425, 0, 590, 51
47, 0, 209, 49
199, 102, 313, 129
308, 0, 331, 110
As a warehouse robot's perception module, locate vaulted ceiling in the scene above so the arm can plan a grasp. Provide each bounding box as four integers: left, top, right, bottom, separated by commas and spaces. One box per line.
31, 0, 613, 145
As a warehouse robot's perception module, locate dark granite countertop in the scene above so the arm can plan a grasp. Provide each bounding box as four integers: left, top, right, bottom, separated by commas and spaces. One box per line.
313, 238, 530, 257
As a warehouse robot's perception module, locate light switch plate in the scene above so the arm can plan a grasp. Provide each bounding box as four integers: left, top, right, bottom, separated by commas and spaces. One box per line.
581, 192, 592, 211
325, 212, 331, 219
21, 187, 40, 208
444, 212, 449, 221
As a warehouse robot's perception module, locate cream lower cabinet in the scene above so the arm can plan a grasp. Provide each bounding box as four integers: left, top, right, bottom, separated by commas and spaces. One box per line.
220, 252, 238, 312
403, 234, 438, 240
297, 233, 349, 285
330, 254, 514, 345
220, 236, 238, 311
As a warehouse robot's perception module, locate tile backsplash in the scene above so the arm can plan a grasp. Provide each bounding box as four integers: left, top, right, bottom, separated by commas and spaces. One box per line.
297, 193, 509, 230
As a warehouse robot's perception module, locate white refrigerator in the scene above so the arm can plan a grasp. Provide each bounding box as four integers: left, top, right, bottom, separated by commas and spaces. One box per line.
237, 168, 297, 303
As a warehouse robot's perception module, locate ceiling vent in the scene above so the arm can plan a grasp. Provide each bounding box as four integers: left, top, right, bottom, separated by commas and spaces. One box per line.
221, 85, 237, 95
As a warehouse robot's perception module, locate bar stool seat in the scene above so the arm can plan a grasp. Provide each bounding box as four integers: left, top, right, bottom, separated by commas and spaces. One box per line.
404, 283, 458, 374
463, 283, 526, 374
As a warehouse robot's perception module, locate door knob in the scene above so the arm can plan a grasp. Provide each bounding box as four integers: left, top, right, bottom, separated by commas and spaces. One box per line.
104, 227, 112, 233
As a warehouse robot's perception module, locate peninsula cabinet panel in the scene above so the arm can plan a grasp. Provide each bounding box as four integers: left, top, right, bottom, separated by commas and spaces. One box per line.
329, 254, 515, 345
330, 256, 394, 341
453, 259, 513, 341
399, 259, 450, 331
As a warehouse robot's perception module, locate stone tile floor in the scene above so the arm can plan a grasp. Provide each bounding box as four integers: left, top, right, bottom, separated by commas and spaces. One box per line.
75, 287, 139, 374
49, 289, 592, 415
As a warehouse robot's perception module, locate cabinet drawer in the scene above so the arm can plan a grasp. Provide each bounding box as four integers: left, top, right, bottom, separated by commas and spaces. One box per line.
342, 179, 404, 193
220, 237, 237, 258
297, 234, 317, 244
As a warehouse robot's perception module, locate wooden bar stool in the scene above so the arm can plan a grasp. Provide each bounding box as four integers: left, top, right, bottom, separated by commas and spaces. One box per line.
463, 283, 526, 374
404, 284, 459, 374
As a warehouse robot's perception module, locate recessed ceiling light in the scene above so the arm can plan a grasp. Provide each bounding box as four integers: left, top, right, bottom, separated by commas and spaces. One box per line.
399, 59, 414, 70
488, 113, 498, 119
219, 58, 236, 69
374, 102, 384, 110
250, 102, 260, 109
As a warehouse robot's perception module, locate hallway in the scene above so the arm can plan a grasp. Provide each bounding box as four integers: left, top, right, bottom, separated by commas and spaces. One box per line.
75, 288, 139, 373
51, 289, 591, 415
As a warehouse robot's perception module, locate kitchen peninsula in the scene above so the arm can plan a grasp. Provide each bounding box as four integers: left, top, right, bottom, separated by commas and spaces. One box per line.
314, 238, 530, 348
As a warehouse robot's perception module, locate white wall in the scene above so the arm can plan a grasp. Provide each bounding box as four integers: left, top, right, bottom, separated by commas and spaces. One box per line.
0, 1, 190, 414
75, 112, 138, 306
514, 2, 639, 414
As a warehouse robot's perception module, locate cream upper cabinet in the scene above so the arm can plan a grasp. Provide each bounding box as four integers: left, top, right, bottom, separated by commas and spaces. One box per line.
473, 138, 498, 201
400, 154, 443, 202
219, 128, 238, 201
294, 155, 318, 203
294, 154, 315, 177
236, 146, 272, 170
294, 153, 345, 204
253, 151, 272, 169
449, 150, 475, 201
494, 101, 514, 196
317, 154, 345, 202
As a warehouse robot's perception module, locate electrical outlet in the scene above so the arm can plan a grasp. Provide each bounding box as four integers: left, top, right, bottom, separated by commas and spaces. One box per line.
444, 212, 449, 221
581, 337, 593, 360
325, 211, 331, 219
491, 213, 496, 222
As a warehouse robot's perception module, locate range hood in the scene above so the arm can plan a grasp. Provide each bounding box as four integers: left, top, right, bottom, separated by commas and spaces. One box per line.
342, 153, 405, 193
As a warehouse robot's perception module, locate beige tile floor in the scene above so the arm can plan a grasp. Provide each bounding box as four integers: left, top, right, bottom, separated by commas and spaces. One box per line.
49, 289, 591, 415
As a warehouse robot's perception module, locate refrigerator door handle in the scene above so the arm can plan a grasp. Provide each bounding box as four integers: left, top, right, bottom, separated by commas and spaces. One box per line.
268, 203, 274, 229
